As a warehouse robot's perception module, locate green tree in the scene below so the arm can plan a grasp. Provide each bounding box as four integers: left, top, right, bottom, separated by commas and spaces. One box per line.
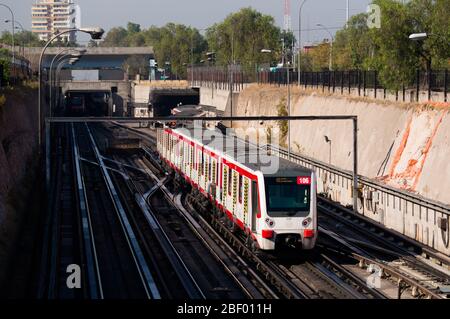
100, 22, 207, 78
0, 31, 43, 47
127, 22, 141, 34
0, 48, 11, 84
206, 8, 282, 72
101, 27, 129, 46
333, 13, 372, 70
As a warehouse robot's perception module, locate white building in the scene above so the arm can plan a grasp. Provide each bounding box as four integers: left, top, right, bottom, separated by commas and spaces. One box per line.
32, 0, 77, 42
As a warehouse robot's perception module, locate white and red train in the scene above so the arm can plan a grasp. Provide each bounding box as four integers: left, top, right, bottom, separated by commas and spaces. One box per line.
157, 127, 318, 251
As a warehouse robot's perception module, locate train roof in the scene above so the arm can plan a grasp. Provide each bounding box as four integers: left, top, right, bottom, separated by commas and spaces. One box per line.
172, 127, 314, 177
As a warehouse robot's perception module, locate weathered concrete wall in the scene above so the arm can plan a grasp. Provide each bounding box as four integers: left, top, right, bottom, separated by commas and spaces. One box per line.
232, 84, 450, 205
0, 85, 39, 284
200, 87, 231, 112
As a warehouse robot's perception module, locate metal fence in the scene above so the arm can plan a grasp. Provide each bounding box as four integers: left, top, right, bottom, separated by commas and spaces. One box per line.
189, 66, 449, 102
188, 66, 252, 92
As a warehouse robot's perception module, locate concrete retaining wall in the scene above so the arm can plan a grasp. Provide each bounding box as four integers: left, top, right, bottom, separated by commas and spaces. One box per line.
199, 87, 231, 112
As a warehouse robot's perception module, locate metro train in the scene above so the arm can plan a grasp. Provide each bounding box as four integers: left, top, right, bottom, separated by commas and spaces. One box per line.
157, 127, 318, 251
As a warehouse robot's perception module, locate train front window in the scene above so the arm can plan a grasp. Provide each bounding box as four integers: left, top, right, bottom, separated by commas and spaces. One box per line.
70, 97, 83, 106
265, 177, 310, 217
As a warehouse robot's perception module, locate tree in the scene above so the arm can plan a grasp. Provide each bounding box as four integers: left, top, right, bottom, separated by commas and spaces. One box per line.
99, 22, 207, 78
127, 22, 141, 34
206, 8, 282, 72
333, 13, 372, 70
0, 31, 43, 47
307, 42, 332, 71
101, 27, 129, 47
142, 24, 207, 78
123, 55, 149, 79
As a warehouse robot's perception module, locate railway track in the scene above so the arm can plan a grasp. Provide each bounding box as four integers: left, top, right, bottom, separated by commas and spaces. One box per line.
112, 124, 384, 299
117, 124, 450, 299
318, 199, 450, 299
38, 124, 86, 299
92, 124, 250, 299
131, 134, 378, 299
71, 123, 161, 299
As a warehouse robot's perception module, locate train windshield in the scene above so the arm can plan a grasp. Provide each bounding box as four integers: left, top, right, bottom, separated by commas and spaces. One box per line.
70, 96, 83, 106
264, 177, 310, 217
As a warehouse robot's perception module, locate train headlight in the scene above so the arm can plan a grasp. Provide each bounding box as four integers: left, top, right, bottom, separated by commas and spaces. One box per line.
302, 217, 312, 227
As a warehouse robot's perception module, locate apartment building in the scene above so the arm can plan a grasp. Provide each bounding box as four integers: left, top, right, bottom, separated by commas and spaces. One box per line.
31, 0, 77, 42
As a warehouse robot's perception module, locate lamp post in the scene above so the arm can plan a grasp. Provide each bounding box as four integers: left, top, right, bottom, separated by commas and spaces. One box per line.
316, 24, 334, 71
54, 57, 78, 111
409, 32, 434, 101
38, 27, 104, 147
263, 45, 292, 156
298, 0, 308, 86
49, 49, 86, 115
0, 4, 15, 79
324, 135, 332, 164
5, 19, 23, 57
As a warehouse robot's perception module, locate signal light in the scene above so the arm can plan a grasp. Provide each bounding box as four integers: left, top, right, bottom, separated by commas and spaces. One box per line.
303, 229, 315, 238
262, 230, 274, 239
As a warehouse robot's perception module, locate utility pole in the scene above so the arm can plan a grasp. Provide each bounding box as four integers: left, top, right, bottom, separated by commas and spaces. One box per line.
346, 0, 350, 26
298, 0, 308, 86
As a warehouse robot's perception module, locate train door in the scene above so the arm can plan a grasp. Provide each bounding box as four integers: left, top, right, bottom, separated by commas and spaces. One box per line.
251, 181, 259, 232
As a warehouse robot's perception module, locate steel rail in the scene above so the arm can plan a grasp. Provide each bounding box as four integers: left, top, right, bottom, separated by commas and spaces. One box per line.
84, 123, 160, 299
133, 179, 206, 299
174, 194, 276, 299
319, 226, 444, 299
71, 123, 104, 299
135, 146, 306, 299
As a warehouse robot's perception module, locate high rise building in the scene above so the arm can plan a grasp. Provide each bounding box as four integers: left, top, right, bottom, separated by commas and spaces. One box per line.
31, 0, 77, 42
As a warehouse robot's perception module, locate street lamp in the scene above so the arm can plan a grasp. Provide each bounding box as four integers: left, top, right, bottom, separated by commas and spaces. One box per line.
298, 0, 308, 86
5, 19, 23, 57
409, 33, 428, 41
49, 49, 86, 115
0, 4, 15, 79
408, 32, 434, 101
324, 135, 332, 164
38, 27, 104, 146
54, 56, 78, 111
316, 23, 334, 71
260, 49, 272, 73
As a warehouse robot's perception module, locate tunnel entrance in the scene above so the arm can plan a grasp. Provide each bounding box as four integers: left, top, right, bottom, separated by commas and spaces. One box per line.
150, 88, 200, 117
64, 90, 111, 117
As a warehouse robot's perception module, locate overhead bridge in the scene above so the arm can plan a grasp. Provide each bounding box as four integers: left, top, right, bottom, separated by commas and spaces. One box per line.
28, 47, 154, 117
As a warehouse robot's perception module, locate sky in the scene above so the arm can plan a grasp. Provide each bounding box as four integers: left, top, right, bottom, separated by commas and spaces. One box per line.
0, 0, 372, 44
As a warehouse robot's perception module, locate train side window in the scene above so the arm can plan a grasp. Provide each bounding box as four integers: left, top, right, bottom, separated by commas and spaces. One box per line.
222, 166, 228, 202
243, 178, 249, 218
208, 158, 212, 181
238, 175, 243, 203
228, 169, 232, 195
190, 145, 194, 170
212, 159, 216, 184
